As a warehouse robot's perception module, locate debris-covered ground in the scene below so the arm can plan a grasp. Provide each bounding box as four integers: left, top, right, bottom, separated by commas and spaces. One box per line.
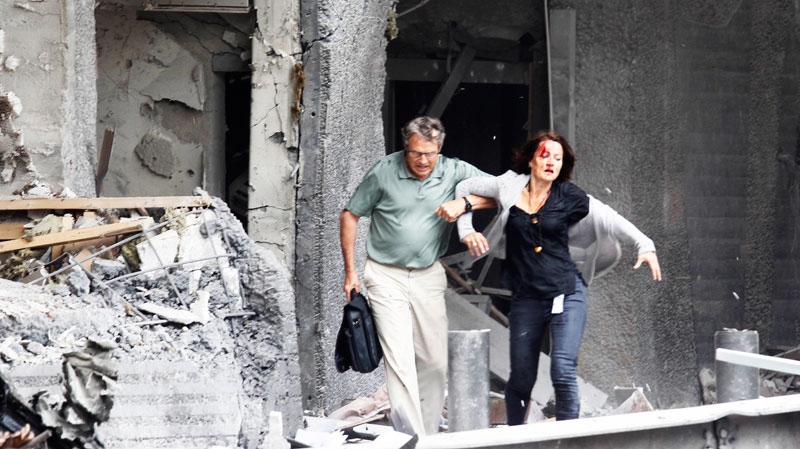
0, 189, 302, 449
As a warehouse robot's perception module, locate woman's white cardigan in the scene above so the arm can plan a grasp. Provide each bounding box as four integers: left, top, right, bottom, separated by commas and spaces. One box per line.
455, 170, 656, 285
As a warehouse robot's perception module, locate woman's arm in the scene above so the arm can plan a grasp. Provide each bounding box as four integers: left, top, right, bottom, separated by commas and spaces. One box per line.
589, 196, 661, 280
453, 176, 502, 240
435, 194, 496, 222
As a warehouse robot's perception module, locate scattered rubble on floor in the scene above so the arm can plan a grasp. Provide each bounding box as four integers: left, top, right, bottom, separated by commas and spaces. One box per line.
292, 416, 414, 449
0, 188, 301, 449
698, 358, 798, 406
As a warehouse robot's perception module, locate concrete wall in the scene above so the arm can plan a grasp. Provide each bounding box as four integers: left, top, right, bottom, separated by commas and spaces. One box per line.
549, 0, 798, 408
0, 0, 96, 197
297, 0, 395, 414
95, 1, 240, 200
94, 1, 302, 270
247, 0, 301, 273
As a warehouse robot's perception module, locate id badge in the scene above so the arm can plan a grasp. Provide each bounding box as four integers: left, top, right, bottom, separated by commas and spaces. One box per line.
551, 294, 565, 314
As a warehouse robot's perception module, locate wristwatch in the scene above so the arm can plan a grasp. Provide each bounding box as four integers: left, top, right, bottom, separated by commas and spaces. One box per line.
463, 196, 472, 213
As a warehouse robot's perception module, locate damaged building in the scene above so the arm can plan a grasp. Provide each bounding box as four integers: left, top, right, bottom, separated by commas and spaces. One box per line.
1, 0, 800, 447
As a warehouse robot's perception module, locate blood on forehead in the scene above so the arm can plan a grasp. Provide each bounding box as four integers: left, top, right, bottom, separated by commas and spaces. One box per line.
538, 141, 550, 157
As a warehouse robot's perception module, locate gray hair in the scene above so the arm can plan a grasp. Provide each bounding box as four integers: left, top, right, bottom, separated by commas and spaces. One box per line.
401, 116, 446, 149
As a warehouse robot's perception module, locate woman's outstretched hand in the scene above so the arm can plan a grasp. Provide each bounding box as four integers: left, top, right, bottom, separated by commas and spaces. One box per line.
634, 251, 662, 281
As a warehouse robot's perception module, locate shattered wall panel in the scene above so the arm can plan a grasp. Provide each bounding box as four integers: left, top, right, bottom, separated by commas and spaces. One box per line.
95, 3, 239, 199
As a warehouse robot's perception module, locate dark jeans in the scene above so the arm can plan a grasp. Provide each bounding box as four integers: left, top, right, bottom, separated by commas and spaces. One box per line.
505, 275, 587, 424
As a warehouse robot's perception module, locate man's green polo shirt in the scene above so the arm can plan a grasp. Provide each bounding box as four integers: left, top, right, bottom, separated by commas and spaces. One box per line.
345, 151, 488, 269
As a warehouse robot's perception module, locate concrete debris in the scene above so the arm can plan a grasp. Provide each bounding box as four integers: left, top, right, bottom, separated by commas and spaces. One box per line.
609, 388, 654, 415
294, 428, 348, 447
0, 193, 302, 448
35, 338, 117, 449
699, 367, 716, 404
296, 416, 411, 449
138, 290, 211, 325
261, 411, 290, 449
3, 91, 22, 116
129, 39, 207, 111
3, 55, 19, 72
0, 370, 73, 448
327, 384, 390, 422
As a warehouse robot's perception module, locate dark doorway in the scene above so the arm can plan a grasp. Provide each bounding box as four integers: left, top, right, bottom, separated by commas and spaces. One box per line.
389, 81, 528, 174
225, 72, 251, 227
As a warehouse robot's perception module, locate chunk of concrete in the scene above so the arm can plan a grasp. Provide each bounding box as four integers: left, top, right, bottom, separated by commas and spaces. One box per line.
138, 303, 198, 325
261, 411, 290, 449
610, 388, 654, 415
134, 127, 178, 178
90, 258, 128, 280
136, 229, 179, 275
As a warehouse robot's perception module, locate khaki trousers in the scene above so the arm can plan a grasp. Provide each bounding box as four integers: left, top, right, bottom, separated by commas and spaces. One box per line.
363, 258, 448, 436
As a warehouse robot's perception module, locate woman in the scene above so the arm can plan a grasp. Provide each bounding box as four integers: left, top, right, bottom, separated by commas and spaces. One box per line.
455, 130, 590, 424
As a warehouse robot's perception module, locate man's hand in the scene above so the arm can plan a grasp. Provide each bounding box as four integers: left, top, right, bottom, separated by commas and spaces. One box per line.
462, 232, 489, 257
343, 273, 360, 302
435, 198, 467, 222
633, 251, 662, 281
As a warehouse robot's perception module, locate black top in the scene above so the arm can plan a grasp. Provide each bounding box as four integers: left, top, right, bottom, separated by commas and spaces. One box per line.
505, 180, 589, 299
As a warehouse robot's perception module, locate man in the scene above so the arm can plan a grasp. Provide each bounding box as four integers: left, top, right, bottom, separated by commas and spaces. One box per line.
339, 116, 491, 436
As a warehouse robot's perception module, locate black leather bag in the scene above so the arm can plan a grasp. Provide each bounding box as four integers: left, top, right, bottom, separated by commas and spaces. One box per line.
335, 289, 383, 373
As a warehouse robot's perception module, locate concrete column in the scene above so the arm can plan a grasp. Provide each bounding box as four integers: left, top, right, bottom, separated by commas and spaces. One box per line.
248, 0, 301, 273
714, 329, 759, 403
448, 329, 490, 432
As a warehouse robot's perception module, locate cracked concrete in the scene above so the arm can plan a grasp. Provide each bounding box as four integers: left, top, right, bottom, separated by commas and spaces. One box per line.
246, 0, 301, 271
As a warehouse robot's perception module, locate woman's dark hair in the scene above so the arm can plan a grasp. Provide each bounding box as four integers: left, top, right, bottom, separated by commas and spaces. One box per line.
511, 130, 576, 182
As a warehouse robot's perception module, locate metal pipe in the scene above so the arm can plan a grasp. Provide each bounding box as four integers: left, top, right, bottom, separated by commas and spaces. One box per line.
447, 329, 490, 432
714, 329, 759, 403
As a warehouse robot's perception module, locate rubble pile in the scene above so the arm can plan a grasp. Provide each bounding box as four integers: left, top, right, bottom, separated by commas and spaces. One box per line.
0, 190, 302, 449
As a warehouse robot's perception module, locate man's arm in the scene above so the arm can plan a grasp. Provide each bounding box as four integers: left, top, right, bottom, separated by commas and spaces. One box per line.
435, 194, 496, 222
340, 209, 361, 301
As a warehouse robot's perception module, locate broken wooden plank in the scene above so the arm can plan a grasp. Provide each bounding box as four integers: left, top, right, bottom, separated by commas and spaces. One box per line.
0, 222, 26, 240
95, 127, 115, 196
0, 196, 211, 211
51, 214, 75, 260
0, 220, 147, 254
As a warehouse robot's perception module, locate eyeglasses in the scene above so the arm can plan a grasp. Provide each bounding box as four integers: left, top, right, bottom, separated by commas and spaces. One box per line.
406, 150, 440, 160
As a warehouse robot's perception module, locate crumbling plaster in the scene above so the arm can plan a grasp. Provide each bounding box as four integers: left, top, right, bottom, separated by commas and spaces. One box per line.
246, 0, 301, 272
95, 3, 232, 200
0, 0, 97, 196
